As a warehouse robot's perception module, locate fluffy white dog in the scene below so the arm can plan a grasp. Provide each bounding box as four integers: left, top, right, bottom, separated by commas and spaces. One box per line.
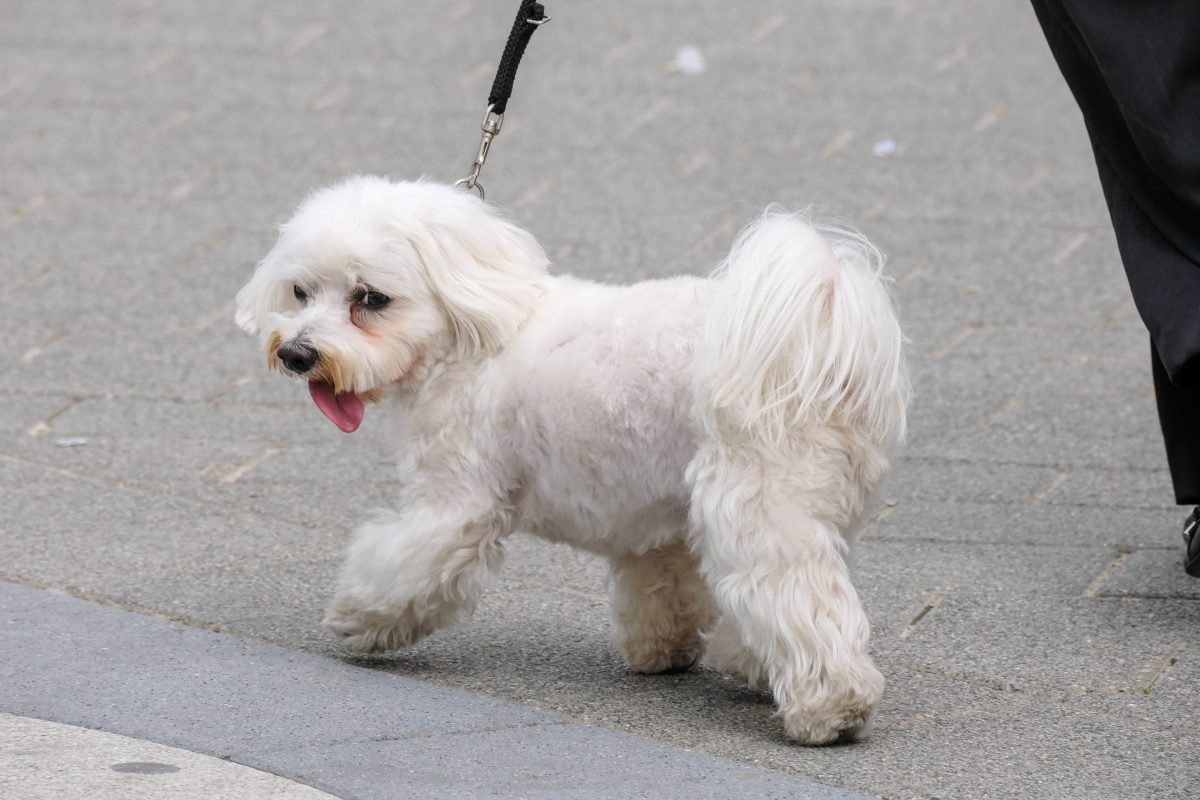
235, 176, 908, 745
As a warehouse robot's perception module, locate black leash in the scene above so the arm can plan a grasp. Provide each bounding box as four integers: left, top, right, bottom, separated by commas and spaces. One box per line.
456, 1, 549, 199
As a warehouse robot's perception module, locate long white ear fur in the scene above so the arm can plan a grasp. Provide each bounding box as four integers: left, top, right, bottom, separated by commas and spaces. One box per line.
407, 196, 548, 356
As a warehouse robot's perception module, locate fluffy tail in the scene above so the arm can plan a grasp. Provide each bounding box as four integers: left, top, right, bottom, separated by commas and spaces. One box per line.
697, 211, 908, 455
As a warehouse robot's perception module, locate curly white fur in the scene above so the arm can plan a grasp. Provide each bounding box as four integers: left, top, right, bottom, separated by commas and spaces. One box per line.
236, 176, 908, 745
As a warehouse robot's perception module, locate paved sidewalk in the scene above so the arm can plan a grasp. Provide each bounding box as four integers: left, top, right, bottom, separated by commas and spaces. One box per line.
1, 582, 864, 800
2, 715, 336, 800
2, 1, 1198, 799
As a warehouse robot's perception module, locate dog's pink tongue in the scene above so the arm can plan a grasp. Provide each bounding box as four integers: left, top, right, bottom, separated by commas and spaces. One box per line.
308, 381, 364, 433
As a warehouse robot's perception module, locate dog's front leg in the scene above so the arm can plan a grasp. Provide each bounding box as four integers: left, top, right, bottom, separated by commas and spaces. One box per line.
323, 501, 510, 653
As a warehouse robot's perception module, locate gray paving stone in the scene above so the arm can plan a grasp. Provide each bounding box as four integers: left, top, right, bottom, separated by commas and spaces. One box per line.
894, 594, 1198, 700
854, 539, 1112, 629
871, 498, 1179, 550
835, 664, 1196, 800
1098, 549, 1200, 600
887, 457, 1062, 506
1046, 465, 1177, 511
903, 372, 1166, 472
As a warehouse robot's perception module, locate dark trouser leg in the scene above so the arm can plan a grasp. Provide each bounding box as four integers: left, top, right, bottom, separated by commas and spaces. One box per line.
1153, 344, 1200, 505
1095, 149, 1200, 504
1031, 0, 1200, 504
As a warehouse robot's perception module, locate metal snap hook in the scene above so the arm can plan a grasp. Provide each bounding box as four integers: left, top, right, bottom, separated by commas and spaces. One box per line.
456, 104, 503, 200
454, 177, 486, 199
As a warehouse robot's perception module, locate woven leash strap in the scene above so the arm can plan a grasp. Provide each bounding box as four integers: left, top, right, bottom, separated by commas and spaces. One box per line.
488, 1, 547, 115
456, 0, 548, 198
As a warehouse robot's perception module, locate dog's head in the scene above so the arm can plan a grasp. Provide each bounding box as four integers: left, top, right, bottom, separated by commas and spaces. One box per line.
235, 176, 548, 431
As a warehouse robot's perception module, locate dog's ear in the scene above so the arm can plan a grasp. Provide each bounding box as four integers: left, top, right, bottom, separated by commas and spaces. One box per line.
234, 253, 286, 336
408, 200, 548, 356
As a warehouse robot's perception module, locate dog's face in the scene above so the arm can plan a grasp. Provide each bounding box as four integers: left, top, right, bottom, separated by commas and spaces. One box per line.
235, 176, 548, 431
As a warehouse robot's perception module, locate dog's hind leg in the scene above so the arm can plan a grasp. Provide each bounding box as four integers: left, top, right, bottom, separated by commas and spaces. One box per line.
323, 499, 512, 653
608, 540, 717, 674
689, 213, 906, 743
690, 448, 883, 745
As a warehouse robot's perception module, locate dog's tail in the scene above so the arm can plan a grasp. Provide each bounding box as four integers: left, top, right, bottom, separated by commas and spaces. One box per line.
695, 211, 908, 466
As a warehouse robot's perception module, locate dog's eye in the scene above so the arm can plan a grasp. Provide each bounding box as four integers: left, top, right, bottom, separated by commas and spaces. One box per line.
360, 291, 391, 310
293, 285, 308, 302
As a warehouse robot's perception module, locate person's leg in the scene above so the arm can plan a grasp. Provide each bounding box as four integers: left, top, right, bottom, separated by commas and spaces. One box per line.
1031, 1, 1200, 569
1031, 0, 1200, 384
1153, 345, 1200, 576
1152, 345, 1200, 506
1052, 0, 1200, 267
1093, 148, 1200, 508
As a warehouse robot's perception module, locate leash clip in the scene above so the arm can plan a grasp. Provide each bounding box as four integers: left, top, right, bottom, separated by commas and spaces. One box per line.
455, 104, 504, 200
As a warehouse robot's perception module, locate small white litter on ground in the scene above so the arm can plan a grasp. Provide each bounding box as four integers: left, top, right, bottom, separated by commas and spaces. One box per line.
872, 138, 897, 157
670, 45, 707, 75
54, 437, 88, 447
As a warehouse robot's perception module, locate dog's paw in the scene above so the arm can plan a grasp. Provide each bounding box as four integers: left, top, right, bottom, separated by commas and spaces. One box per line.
617, 619, 707, 674
624, 641, 704, 674
781, 701, 878, 746
322, 600, 435, 654
777, 661, 884, 745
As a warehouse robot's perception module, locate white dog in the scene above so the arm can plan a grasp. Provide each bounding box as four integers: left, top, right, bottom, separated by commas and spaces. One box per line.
235, 176, 908, 744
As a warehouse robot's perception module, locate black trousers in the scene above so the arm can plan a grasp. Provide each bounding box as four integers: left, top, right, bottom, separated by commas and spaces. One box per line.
1031, 0, 1200, 504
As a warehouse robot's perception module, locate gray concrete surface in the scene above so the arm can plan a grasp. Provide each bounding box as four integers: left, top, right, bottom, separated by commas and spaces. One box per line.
1, 714, 337, 800
1, 1, 1198, 799
1, 582, 866, 800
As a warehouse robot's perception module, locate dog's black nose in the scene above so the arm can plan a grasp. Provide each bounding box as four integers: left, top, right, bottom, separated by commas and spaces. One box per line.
277, 341, 319, 374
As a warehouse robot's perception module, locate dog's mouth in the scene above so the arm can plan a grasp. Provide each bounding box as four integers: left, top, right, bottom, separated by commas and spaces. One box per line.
308, 380, 364, 433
